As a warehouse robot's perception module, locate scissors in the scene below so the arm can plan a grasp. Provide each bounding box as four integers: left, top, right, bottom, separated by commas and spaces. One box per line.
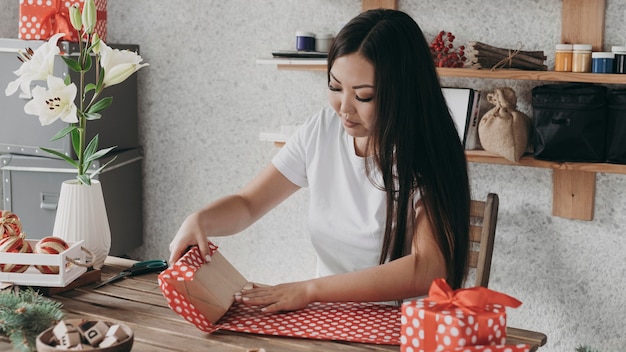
94, 259, 168, 288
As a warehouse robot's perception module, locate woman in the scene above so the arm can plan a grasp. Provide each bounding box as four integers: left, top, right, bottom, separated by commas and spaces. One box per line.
168, 9, 470, 313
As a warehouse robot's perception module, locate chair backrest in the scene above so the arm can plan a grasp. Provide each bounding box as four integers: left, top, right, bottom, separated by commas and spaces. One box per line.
468, 193, 499, 288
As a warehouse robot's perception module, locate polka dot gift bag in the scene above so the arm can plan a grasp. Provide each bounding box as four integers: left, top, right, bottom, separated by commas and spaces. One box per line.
18, 0, 107, 42
401, 278, 523, 352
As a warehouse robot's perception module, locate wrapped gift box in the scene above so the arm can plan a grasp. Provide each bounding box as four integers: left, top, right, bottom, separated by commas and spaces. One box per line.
159, 241, 249, 326
401, 278, 522, 352
19, 0, 107, 41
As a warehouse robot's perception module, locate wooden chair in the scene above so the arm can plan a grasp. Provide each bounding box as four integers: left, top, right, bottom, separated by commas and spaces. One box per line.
469, 193, 547, 351
469, 192, 499, 288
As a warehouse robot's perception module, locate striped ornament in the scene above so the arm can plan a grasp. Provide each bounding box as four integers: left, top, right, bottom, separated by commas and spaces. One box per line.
35, 236, 70, 274
0, 235, 32, 273
0, 210, 22, 238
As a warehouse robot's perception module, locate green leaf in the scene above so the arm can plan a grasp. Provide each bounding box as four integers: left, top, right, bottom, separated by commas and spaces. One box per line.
49, 126, 77, 141
70, 128, 81, 157
83, 135, 99, 160
85, 83, 97, 94
61, 56, 81, 72
39, 147, 79, 168
77, 174, 91, 186
83, 53, 93, 72
85, 112, 102, 121
88, 96, 113, 114
89, 155, 118, 180
64, 74, 71, 85
96, 66, 105, 91
85, 146, 116, 164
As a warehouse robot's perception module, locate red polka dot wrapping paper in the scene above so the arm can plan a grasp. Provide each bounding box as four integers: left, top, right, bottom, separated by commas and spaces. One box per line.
160, 245, 526, 348
19, 0, 107, 42
159, 243, 402, 345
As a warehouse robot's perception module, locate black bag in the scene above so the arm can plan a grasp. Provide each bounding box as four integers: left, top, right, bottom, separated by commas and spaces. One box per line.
532, 83, 607, 162
606, 89, 626, 164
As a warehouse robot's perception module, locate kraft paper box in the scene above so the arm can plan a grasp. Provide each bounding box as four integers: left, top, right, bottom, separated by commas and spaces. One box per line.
401, 278, 522, 352
158, 242, 248, 329
19, 0, 107, 42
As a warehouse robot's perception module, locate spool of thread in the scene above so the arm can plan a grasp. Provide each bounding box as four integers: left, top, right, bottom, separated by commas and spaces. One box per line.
295, 31, 316, 51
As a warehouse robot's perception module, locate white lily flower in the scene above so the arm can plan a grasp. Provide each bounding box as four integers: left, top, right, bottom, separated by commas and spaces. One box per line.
24, 75, 78, 126
5, 33, 64, 97
99, 41, 149, 88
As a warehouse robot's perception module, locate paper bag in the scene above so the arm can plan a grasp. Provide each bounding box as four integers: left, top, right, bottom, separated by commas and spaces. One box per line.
159, 242, 248, 329
478, 87, 531, 162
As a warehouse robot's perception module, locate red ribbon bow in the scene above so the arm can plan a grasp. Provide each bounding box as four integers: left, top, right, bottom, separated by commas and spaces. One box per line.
424, 278, 522, 313
40, 1, 75, 41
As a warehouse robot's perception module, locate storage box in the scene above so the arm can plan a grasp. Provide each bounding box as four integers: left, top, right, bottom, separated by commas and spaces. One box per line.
0, 38, 139, 158
18, 0, 107, 42
0, 239, 88, 287
1, 148, 143, 256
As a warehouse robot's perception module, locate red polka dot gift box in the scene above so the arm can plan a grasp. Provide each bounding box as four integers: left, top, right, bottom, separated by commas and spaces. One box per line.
159, 242, 404, 345
19, 0, 107, 42
158, 241, 248, 325
401, 278, 524, 352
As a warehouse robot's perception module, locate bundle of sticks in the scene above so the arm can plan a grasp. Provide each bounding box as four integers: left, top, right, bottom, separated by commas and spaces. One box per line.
465, 41, 547, 71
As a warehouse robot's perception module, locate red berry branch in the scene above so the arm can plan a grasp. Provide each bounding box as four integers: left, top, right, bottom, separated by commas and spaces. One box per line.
430, 31, 466, 68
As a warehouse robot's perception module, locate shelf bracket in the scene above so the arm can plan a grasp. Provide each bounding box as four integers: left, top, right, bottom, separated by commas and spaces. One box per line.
361, 0, 397, 11
552, 169, 596, 220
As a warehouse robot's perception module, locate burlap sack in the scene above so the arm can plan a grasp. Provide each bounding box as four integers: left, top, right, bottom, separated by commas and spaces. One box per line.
478, 87, 531, 162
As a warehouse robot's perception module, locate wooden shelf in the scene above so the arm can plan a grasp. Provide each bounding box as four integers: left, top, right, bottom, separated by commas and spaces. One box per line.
258, 58, 626, 84
438, 68, 626, 84
466, 150, 626, 175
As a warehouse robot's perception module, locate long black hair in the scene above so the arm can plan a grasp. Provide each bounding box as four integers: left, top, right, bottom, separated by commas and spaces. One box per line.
327, 9, 471, 289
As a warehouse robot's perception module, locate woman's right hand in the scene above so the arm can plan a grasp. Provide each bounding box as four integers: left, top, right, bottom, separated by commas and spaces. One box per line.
168, 211, 212, 265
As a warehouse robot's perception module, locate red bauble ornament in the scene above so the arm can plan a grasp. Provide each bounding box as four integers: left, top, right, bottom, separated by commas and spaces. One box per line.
0, 210, 22, 239
0, 234, 32, 273
35, 236, 70, 274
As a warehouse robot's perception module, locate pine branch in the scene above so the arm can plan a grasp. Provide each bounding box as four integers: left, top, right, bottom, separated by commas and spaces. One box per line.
0, 289, 64, 352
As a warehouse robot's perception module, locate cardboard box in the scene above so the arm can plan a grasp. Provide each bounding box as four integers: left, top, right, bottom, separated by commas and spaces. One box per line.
401, 278, 522, 352
159, 242, 248, 327
18, 0, 107, 42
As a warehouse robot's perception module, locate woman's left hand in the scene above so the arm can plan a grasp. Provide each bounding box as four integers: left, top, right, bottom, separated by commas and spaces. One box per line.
234, 281, 314, 313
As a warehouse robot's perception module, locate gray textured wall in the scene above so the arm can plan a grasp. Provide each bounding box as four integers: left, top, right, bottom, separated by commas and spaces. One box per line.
1, 1, 625, 351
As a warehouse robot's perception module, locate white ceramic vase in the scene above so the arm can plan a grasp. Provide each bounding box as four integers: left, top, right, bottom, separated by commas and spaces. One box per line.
52, 179, 111, 270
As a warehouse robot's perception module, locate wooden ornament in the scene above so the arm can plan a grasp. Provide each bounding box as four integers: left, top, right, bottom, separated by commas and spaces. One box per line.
0, 235, 32, 273
34, 236, 70, 274
0, 210, 22, 239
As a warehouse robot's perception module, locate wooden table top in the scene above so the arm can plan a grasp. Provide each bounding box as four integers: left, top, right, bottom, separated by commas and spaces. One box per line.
0, 257, 546, 351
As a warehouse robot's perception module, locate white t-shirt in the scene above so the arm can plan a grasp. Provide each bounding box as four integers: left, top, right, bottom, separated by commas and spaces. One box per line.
272, 106, 388, 277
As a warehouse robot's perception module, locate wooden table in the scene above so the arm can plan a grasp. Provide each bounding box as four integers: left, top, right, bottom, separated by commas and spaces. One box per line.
0, 257, 546, 351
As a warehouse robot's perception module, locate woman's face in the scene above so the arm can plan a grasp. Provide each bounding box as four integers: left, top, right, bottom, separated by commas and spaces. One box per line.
328, 53, 376, 139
